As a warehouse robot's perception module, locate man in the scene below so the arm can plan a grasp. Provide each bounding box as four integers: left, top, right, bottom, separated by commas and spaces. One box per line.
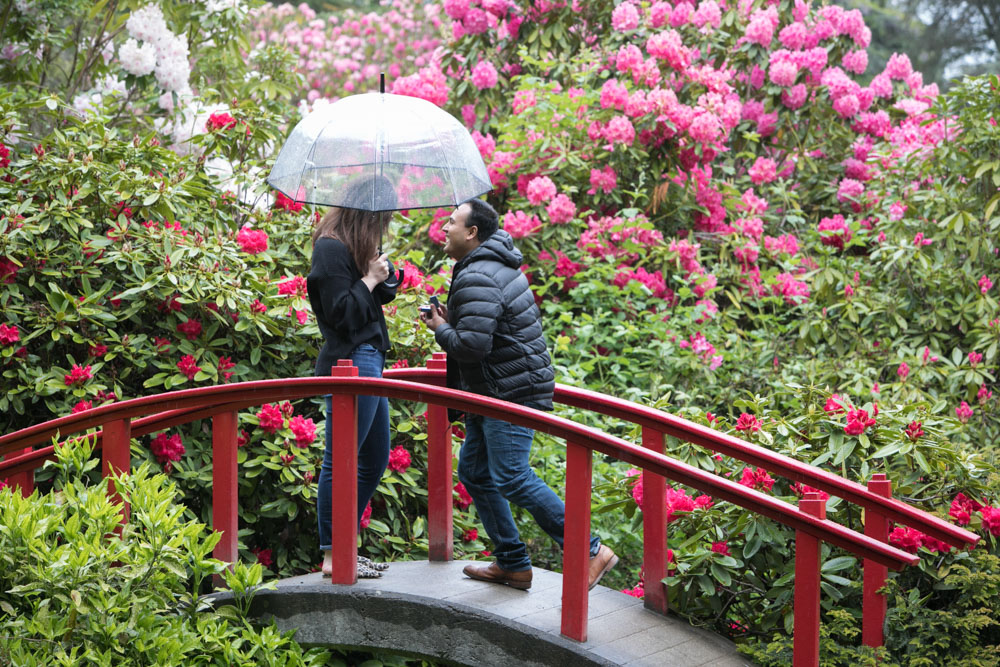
421, 198, 617, 591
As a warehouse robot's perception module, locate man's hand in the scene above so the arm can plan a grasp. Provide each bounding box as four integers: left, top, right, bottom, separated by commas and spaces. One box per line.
421, 304, 448, 332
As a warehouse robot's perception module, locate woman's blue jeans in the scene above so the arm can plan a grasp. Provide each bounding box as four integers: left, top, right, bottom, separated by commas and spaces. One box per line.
458, 414, 601, 572
317, 344, 390, 550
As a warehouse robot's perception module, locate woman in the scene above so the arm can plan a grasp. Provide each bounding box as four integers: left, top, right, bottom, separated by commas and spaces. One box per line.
307, 176, 396, 578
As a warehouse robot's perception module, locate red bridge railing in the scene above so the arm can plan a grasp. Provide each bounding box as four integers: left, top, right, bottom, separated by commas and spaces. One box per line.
0, 354, 978, 666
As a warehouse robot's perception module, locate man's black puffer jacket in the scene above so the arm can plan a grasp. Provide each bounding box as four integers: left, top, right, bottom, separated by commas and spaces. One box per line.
434, 229, 555, 411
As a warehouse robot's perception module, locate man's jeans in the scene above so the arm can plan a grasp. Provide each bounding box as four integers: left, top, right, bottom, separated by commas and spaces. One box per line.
317, 344, 390, 550
458, 414, 601, 572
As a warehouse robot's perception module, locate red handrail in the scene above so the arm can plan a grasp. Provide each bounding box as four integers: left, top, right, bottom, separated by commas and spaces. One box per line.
0, 361, 968, 663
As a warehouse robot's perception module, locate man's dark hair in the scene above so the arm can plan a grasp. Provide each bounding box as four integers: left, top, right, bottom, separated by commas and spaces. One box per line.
463, 198, 499, 242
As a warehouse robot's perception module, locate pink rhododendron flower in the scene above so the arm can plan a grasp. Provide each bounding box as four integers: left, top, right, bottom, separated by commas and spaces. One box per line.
622, 582, 645, 598
948, 493, 982, 526
604, 115, 636, 145
646, 29, 690, 70
588, 166, 617, 195
289, 415, 316, 447
206, 112, 237, 131
981, 506, 1000, 537
470, 60, 498, 89
844, 407, 877, 435
600, 78, 629, 110
257, 403, 285, 433
503, 210, 542, 239
979, 275, 993, 294
748, 157, 777, 184
177, 319, 202, 341
781, 84, 808, 109
818, 214, 852, 250
237, 226, 268, 255
0, 323, 19, 346
912, 232, 933, 246
738, 467, 775, 492
978, 384, 993, 404
904, 420, 924, 442
611, 2, 640, 30
764, 234, 799, 256
744, 6, 778, 46
955, 401, 974, 423
512, 89, 537, 114
842, 49, 868, 75
734, 413, 761, 432
897, 362, 909, 381
388, 445, 412, 472
391, 65, 449, 107
525, 176, 557, 206
968, 351, 983, 367
885, 53, 913, 80
278, 276, 308, 297
454, 482, 473, 510
177, 354, 202, 380
151, 432, 185, 467
546, 194, 576, 224
64, 364, 93, 386
772, 273, 810, 305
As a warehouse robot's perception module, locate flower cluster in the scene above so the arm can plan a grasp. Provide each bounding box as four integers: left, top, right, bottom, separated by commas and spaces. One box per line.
150, 432, 185, 470
387, 445, 412, 473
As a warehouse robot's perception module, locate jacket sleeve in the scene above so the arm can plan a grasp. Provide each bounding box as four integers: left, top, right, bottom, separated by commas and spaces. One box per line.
373, 280, 398, 305
313, 242, 379, 334
434, 272, 501, 362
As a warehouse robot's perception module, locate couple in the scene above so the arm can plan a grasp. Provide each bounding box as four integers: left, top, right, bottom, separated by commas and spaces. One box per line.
307, 193, 617, 590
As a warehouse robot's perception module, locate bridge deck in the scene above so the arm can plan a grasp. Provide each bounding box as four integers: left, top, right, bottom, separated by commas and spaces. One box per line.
255, 560, 752, 666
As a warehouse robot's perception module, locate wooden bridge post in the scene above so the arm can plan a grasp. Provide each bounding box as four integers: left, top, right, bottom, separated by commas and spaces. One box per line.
641, 426, 669, 615
561, 441, 592, 642
102, 418, 132, 524
212, 410, 239, 568
330, 360, 360, 584
5, 447, 33, 498
863, 473, 892, 649
794, 492, 826, 667
426, 352, 452, 561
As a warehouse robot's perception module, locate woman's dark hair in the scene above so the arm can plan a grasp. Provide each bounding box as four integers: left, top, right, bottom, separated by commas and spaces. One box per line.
313, 175, 396, 273
463, 197, 499, 242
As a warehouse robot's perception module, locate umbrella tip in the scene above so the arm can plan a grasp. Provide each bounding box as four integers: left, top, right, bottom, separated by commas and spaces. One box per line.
380, 71, 385, 94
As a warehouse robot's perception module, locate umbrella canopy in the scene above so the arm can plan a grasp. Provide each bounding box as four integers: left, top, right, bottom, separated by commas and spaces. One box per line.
267, 92, 492, 211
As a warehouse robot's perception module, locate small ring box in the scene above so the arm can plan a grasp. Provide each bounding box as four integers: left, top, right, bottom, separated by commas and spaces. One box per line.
419, 305, 432, 315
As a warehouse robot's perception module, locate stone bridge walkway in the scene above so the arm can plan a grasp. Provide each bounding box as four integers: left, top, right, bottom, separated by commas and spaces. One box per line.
239, 560, 753, 667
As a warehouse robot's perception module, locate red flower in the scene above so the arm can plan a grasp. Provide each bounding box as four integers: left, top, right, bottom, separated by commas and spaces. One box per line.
177, 355, 202, 380
391, 358, 410, 369
904, 420, 924, 442
280, 452, 295, 466
388, 445, 412, 473
824, 394, 848, 413
158, 294, 183, 313
738, 467, 775, 492
279, 401, 295, 418
89, 343, 107, 357
462, 528, 478, 542
734, 413, 761, 432
151, 432, 185, 467
251, 299, 267, 314
206, 112, 238, 131
64, 364, 93, 386
71, 400, 92, 414
153, 337, 172, 353
0, 142, 9, 168
251, 547, 274, 568
888, 526, 952, 554
273, 191, 305, 212
0, 257, 19, 284
791, 483, 830, 501
982, 506, 1000, 537
110, 200, 132, 219
360, 502, 372, 529
257, 403, 284, 433
277, 276, 308, 297
454, 482, 473, 510
176, 319, 202, 340
844, 408, 876, 435
289, 415, 316, 448
237, 429, 249, 448
236, 226, 269, 254
217, 356, 236, 381
0, 323, 19, 346
711, 541, 730, 556
622, 582, 645, 598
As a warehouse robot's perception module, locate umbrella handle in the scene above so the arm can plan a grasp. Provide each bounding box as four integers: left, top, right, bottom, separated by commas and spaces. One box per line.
383, 258, 403, 289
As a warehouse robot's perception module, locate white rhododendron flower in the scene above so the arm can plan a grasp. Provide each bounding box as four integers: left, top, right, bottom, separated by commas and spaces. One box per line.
119, 38, 157, 77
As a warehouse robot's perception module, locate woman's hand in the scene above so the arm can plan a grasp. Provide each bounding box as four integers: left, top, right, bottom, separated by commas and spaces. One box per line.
362, 253, 389, 291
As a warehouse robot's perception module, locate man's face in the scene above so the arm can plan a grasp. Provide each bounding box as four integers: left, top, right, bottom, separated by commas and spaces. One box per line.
442, 203, 478, 260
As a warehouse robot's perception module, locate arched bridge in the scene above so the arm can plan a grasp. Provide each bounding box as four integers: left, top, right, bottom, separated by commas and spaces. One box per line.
0, 354, 978, 666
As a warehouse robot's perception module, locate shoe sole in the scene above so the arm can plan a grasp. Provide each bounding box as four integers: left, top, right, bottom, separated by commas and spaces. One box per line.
589, 553, 619, 591
464, 569, 532, 590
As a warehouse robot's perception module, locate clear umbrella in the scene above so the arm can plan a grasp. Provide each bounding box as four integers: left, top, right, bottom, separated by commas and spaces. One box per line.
267, 79, 492, 212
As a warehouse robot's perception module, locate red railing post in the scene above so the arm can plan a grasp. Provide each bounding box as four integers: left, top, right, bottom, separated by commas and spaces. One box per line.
794, 492, 826, 667
426, 352, 452, 561
330, 360, 359, 584
863, 473, 892, 649
642, 426, 669, 615
561, 441, 592, 642
6, 447, 33, 498
212, 410, 239, 567
102, 418, 132, 523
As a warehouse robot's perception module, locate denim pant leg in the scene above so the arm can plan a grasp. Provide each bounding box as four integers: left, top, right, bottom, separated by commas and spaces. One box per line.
458, 415, 531, 572
317, 345, 390, 550
481, 416, 601, 558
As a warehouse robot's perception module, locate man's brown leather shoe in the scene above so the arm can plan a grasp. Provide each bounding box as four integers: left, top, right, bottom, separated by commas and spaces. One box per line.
588, 544, 619, 590
463, 562, 533, 590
